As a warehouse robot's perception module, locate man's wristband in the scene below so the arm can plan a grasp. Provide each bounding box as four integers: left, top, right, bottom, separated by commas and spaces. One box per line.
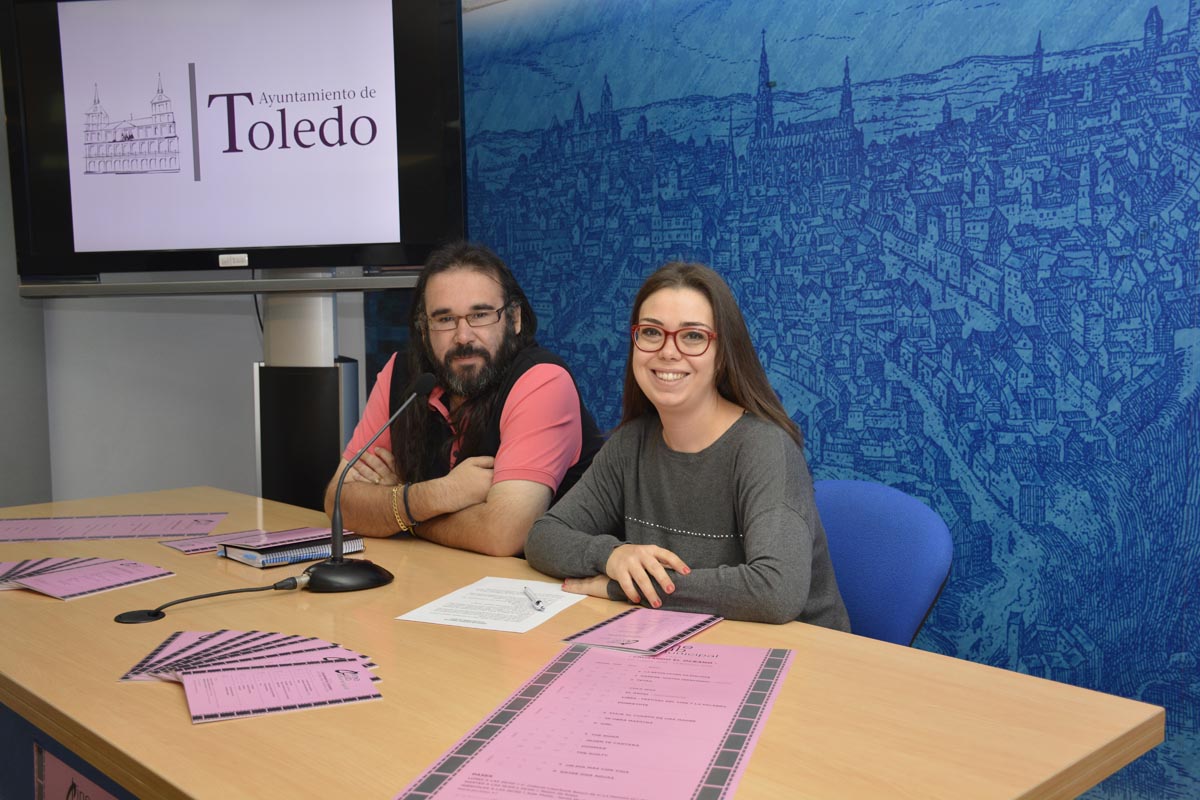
403, 482, 423, 528
390, 484, 411, 534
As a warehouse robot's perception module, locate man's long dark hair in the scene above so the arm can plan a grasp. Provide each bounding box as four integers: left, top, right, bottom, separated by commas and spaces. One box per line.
393, 242, 538, 482
621, 261, 802, 446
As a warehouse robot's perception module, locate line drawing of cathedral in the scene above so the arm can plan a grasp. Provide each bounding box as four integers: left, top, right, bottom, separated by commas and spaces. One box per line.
83, 74, 179, 175
747, 31, 865, 187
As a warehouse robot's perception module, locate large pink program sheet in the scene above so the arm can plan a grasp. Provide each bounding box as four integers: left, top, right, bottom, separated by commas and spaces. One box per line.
0, 512, 226, 542
397, 643, 794, 800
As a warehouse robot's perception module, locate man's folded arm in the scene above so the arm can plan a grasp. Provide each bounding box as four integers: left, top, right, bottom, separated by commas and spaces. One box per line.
410, 479, 553, 557
323, 455, 494, 538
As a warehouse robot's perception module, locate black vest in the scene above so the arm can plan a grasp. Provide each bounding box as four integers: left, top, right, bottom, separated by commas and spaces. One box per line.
389, 345, 604, 503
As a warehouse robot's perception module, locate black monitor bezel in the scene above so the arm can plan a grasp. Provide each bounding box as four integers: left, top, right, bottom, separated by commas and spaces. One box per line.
0, 0, 466, 283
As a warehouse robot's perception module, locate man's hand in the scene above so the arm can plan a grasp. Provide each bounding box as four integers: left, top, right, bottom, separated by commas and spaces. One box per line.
344, 448, 399, 486
604, 544, 691, 608
439, 456, 495, 512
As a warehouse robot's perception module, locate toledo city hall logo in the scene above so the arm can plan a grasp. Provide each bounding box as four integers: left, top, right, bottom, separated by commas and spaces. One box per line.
207, 84, 381, 152
83, 74, 179, 175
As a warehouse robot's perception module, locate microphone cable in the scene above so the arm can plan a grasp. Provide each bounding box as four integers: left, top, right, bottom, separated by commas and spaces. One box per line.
114, 573, 310, 624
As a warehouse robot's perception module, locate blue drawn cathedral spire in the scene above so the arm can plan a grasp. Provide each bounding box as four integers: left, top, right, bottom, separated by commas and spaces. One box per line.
1033, 31, 1044, 77
1190, 0, 1200, 51
1144, 6, 1163, 54
840, 56, 854, 125
728, 104, 738, 193
572, 91, 585, 129
755, 30, 774, 140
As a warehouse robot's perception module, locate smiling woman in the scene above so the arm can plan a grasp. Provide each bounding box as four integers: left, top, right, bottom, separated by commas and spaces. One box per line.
525, 262, 851, 628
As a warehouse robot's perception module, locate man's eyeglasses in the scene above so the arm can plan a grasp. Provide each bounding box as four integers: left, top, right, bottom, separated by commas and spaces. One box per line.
630, 324, 717, 356
427, 306, 508, 332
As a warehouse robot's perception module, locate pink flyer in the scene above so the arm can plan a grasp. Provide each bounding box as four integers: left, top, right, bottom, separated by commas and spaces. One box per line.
159, 529, 269, 555
564, 608, 722, 655
13, 559, 173, 600
181, 661, 382, 723
396, 643, 794, 800
213, 527, 334, 554
0, 512, 227, 542
34, 743, 120, 800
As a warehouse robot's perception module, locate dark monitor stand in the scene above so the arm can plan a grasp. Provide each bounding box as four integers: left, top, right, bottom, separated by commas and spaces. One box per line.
255, 358, 357, 511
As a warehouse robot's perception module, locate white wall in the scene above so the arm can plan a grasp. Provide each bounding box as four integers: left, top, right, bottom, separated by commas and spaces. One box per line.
0, 59, 52, 507
42, 292, 364, 502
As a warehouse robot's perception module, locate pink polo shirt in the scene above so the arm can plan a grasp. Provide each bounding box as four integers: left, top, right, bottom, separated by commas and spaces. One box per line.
342, 354, 584, 491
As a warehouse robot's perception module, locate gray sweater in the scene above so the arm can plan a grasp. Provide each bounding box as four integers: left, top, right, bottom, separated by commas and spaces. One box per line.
526, 413, 850, 629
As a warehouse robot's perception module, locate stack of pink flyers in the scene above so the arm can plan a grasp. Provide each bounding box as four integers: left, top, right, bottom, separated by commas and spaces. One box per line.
121, 630, 380, 724
0, 557, 173, 600
158, 527, 333, 556
158, 529, 271, 555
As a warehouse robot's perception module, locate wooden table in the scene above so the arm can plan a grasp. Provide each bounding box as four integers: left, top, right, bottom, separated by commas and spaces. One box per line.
0, 488, 1163, 799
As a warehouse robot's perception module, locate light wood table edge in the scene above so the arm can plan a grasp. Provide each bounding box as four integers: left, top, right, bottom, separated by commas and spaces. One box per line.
1018, 708, 1165, 800
0, 671, 180, 799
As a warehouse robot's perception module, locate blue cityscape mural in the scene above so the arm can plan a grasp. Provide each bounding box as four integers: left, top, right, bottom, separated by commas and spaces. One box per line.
367, 1, 1199, 794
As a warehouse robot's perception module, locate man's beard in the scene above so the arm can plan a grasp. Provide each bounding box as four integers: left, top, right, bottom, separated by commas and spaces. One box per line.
434, 321, 522, 400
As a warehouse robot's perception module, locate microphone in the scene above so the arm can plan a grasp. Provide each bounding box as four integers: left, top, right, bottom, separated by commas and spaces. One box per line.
305, 371, 437, 592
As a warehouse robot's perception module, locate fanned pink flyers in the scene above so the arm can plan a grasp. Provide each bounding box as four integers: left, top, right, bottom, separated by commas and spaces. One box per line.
0, 557, 108, 587
564, 608, 722, 655
181, 661, 382, 724
0, 512, 227, 542
0, 557, 173, 600
396, 643, 795, 800
123, 630, 379, 723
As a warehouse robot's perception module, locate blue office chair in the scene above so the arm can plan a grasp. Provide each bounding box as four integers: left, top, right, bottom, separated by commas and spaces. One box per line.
813, 479, 953, 646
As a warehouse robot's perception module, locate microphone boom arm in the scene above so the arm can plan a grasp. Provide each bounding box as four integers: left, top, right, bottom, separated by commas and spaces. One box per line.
307, 372, 436, 592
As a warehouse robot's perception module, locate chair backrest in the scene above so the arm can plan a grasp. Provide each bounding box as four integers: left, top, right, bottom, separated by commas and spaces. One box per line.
813, 479, 952, 646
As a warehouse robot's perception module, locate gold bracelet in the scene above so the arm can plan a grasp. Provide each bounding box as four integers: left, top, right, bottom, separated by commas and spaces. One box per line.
391, 484, 410, 533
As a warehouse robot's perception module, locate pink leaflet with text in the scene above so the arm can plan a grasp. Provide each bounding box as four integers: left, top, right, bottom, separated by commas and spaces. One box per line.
397, 643, 794, 800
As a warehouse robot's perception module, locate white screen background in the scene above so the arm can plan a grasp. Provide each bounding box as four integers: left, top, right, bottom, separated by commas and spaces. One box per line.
58, 0, 401, 252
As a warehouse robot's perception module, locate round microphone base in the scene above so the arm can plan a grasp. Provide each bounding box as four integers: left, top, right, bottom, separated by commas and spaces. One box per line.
304, 558, 394, 593
115, 609, 167, 624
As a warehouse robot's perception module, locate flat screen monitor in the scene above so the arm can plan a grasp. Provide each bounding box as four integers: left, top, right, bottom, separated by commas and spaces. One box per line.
1, 0, 465, 284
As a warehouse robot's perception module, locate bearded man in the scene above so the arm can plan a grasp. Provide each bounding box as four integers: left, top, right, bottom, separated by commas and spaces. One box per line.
324, 242, 603, 556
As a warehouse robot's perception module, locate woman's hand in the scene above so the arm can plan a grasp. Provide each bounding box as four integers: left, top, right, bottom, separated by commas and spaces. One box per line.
562, 574, 611, 598
346, 448, 399, 485
604, 544, 690, 608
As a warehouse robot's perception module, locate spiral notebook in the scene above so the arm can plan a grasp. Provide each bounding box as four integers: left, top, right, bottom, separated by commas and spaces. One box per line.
219, 531, 364, 568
